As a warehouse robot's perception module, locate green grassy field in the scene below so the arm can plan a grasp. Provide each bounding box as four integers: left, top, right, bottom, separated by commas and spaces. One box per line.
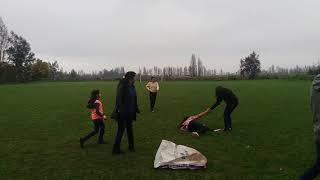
0, 80, 316, 179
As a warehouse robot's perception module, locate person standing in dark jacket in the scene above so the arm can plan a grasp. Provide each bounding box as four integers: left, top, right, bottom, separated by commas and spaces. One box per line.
111, 71, 140, 154
209, 86, 238, 131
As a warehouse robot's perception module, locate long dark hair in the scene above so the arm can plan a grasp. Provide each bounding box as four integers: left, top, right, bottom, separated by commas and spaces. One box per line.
118, 71, 136, 87
125, 71, 136, 80
87, 89, 100, 109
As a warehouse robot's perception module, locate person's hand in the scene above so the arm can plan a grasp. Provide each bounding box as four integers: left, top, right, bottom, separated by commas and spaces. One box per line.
103, 115, 107, 120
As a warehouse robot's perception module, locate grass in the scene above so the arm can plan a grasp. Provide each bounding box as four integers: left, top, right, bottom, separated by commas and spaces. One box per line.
0, 80, 316, 179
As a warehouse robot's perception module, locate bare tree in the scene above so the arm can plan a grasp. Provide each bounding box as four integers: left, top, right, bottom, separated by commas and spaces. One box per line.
190, 54, 197, 77
143, 67, 147, 76
0, 17, 9, 61
197, 58, 203, 77
184, 66, 188, 76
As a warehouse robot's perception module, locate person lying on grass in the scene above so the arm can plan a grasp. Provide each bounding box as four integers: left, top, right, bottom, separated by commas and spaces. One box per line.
178, 108, 215, 137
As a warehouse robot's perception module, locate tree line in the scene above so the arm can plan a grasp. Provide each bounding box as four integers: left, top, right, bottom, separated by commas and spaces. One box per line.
0, 17, 125, 83
1, 16, 320, 83
138, 54, 220, 80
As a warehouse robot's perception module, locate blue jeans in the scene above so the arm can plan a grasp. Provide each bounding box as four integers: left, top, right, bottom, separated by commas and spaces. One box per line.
300, 140, 320, 180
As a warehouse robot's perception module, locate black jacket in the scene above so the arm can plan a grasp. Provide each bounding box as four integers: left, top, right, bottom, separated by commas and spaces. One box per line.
210, 87, 238, 110
111, 79, 140, 120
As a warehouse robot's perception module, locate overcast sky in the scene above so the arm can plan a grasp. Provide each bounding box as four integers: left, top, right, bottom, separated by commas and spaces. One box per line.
1, 0, 319, 72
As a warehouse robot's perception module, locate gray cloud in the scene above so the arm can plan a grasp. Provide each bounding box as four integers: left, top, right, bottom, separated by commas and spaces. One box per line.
1, 0, 319, 72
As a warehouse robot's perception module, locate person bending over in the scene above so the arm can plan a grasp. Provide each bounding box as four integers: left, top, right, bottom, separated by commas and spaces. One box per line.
209, 86, 239, 132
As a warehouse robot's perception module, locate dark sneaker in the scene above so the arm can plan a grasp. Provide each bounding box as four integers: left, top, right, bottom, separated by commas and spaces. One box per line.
223, 128, 232, 132
80, 138, 84, 148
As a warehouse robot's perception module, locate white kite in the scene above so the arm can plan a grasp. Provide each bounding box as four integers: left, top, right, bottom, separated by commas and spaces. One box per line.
154, 140, 207, 169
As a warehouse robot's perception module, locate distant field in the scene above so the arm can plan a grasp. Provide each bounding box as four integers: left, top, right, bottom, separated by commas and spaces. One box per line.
0, 80, 316, 179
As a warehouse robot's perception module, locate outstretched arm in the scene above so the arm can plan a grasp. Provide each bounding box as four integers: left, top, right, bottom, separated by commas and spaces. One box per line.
210, 96, 222, 110
194, 108, 211, 119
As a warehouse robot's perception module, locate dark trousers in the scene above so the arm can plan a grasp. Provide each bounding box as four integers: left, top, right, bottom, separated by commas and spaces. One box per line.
300, 140, 320, 180
149, 92, 157, 111
113, 117, 134, 152
188, 121, 211, 134
224, 100, 238, 129
81, 119, 105, 143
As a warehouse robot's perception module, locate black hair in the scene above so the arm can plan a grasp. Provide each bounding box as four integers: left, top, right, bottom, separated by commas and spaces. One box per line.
151, 76, 155, 80
216, 86, 223, 90
124, 71, 136, 80
87, 89, 100, 109
215, 86, 224, 94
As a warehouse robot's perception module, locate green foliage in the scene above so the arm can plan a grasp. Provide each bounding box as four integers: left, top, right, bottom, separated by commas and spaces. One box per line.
240, 51, 261, 79
69, 69, 78, 80
6, 31, 35, 82
31, 59, 50, 80
0, 62, 15, 82
0, 80, 313, 179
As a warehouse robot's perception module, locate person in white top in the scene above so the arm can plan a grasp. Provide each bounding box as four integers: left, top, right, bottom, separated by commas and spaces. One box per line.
146, 76, 160, 112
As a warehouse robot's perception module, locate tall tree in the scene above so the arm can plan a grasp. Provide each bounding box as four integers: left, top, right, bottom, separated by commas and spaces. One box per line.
190, 54, 197, 77
0, 17, 9, 62
49, 61, 60, 80
179, 67, 183, 77
70, 69, 78, 79
240, 51, 261, 79
31, 59, 50, 80
143, 67, 147, 76
6, 31, 35, 82
120, 66, 125, 75
183, 66, 188, 76
197, 58, 203, 77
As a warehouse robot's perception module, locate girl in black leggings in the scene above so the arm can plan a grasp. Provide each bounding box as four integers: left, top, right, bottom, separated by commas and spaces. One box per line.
80, 89, 106, 148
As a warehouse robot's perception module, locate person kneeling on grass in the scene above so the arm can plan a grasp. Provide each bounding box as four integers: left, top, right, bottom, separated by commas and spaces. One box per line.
80, 89, 107, 148
178, 108, 213, 138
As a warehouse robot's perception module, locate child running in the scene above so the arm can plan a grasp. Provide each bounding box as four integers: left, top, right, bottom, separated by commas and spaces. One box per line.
178, 108, 214, 137
80, 89, 106, 148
